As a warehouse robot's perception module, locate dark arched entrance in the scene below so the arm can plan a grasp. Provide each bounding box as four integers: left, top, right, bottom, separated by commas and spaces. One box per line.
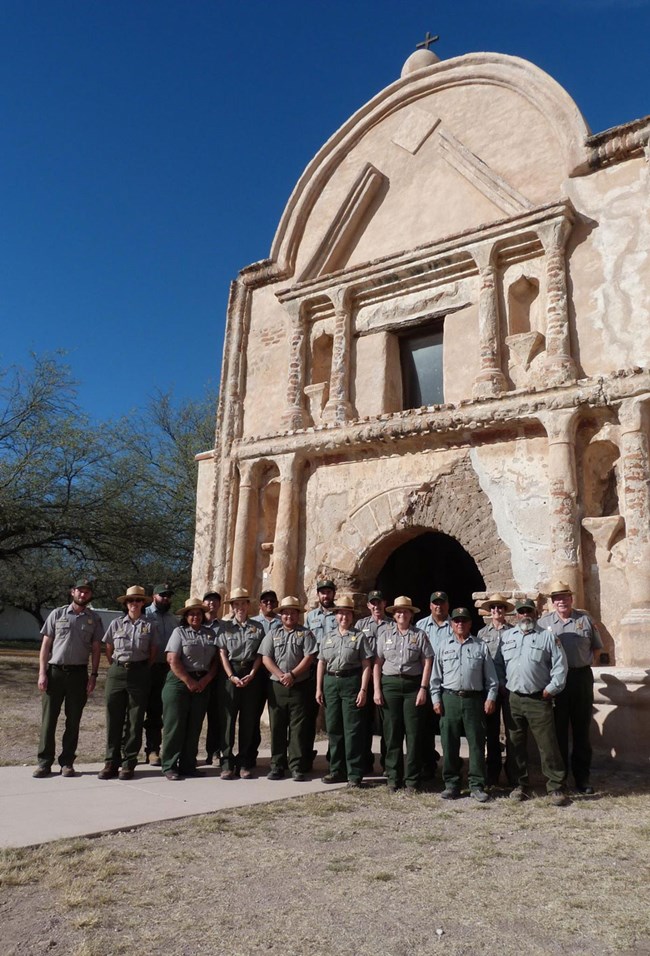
375, 531, 485, 631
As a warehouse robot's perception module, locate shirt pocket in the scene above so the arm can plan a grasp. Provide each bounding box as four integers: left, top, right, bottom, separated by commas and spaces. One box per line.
530, 648, 544, 663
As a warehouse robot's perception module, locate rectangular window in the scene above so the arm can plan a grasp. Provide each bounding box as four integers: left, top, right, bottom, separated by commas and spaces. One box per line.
399, 321, 444, 409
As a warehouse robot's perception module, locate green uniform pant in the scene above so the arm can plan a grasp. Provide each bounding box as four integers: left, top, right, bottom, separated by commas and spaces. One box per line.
143, 662, 169, 756
268, 679, 312, 774
507, 691, 565, 793
161, 673, 211, 774
220, 664, 265, 771
104, 661, 150, 769
381, 674, 426, 789
323, 672, 365, 783
553, 666, 594, 788
439, 691, 487, 791
37, 665, 88, 769
205, 669, 226, 759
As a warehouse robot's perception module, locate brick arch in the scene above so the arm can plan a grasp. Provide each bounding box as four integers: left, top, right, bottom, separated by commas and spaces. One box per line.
317, 457, 515, 593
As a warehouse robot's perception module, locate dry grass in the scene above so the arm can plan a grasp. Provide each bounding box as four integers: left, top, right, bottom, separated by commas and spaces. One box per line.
2, 647, 650, 955
2, 778, 650, 956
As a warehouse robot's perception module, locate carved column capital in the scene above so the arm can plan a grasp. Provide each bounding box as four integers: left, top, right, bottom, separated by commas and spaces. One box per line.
538, 407, 580, 444
618, 395, 650, 434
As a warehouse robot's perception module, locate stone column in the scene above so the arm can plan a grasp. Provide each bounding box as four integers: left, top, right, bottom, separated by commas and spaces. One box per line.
271, 454, 302, 599
471, 243, 508, 398
618, 396, 650, 666
321, 286, 356, 423
281, 300, 310, 430
230, 459, 258, 590
538, 217, 577, 386
540, 408, 583, 604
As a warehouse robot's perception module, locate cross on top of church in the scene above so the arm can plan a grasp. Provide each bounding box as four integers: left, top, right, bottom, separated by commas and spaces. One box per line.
416, 31, 440, 51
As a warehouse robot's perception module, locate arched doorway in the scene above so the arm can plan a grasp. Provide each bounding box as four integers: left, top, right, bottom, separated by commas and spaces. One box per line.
375, 531, 485, 630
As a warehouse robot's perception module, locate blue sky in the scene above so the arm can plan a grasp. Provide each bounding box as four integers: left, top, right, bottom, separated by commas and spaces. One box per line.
0, 0, 648, 422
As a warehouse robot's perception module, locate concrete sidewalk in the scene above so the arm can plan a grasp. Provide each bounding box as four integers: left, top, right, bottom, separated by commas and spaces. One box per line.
0, 745, 351, 849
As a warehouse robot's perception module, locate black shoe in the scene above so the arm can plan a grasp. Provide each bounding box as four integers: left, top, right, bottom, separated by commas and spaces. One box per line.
292, 771, 307, 782
163, 770, 183, 781
204, 754, 213, 766
267, 769, 284, 780
577, 785, 595, 795
346, 780, 364, 789
322, 773, 347, 784
32, 766, 51, 778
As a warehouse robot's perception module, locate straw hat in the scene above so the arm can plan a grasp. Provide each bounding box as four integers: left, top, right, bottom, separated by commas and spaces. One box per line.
333, 594, 355, 612
479, 593, 515, 613
224, 587, 251, 604
177, 597, 207, 618
386, 595, 420, 615
278, 595, 302, 612
549, 581, 573, 597
117, 585, 148, 605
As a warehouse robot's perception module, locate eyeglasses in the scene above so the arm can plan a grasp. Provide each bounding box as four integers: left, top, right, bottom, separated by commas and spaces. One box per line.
126, 599, 145, 605
260, 598, 277, 605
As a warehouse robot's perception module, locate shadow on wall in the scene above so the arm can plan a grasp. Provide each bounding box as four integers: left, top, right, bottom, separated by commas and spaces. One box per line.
592, 670, 650, 771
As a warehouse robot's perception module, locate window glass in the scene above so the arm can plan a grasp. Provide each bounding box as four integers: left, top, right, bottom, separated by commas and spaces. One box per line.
400, 326, 444, 408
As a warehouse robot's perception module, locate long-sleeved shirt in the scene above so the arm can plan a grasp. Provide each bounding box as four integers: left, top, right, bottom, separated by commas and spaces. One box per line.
430, 634, 498, 704
500, 624, 568, 696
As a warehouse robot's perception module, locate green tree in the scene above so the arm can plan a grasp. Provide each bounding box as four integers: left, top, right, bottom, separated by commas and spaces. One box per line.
0, 354, 217, 624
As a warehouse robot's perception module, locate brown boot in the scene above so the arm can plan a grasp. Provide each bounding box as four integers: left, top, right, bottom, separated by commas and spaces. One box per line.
98, 762, 119, 780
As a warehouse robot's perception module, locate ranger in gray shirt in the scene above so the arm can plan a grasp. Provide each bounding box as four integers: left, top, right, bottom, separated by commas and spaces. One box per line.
305, 579, 338, 646
500, 599, 569, 806
34, 578, 103, 778
431, 608, 498, 801
539, 581, 604, 794
261, 596, 318, 782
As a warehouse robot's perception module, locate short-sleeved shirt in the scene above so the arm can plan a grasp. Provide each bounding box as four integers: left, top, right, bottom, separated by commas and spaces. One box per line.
537, 610, 603, 668
103, 614, 157, 664
251, 613, 282, 636
430, 634, 499, 704
259, 626, 318, 682
218, 618, 265, 662
318, 627, 371, 672
376, 623, 433, 677
355, 615, 389, 656
41, 604, 103, 666
165, 625, 217, 673
145, 605, 180, 663
500, 625, 568, 696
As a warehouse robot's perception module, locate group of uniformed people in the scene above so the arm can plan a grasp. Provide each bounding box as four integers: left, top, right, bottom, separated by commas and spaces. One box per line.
33, 576, 603, 805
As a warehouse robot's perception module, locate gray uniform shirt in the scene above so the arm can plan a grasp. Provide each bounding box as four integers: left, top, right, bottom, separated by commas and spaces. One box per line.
318, 627, 371, 672
376, 623, 433, 677
41, 604, 103, 666
260, 626, 318, 682
103, 615, 157, 663
145, 605, 180, 663
218, 619, 265, 662
305, 606, 337, 646
537, 610, 603, 668
355, 615, 389, 656
430, 634, 499, 704
166, 625, 217, 673
251, 613, 282, 636
477, 622, 511, 685
500, 624, 568, 696
417, 614, 453, 657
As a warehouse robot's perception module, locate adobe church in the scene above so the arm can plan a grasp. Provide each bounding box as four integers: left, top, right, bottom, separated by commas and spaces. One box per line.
192, 45, 650, 759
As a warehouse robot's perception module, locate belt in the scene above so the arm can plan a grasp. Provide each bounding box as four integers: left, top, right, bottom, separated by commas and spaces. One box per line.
326, 668, 361, 677
51, 664, 86, 671
512, 690, 545, 699
189, 670, 209, 679
443, 688, 482, 698
115, 659, 149, 669
231, 661, 254, 675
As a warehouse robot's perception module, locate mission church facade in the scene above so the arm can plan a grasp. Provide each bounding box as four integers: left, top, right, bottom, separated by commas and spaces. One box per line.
192, 45, 650, 758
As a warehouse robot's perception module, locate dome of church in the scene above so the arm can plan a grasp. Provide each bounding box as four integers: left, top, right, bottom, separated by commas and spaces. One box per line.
401, 48, 440, 77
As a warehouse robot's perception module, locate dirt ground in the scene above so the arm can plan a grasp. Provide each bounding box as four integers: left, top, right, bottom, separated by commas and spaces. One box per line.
2, 651, 649, 956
